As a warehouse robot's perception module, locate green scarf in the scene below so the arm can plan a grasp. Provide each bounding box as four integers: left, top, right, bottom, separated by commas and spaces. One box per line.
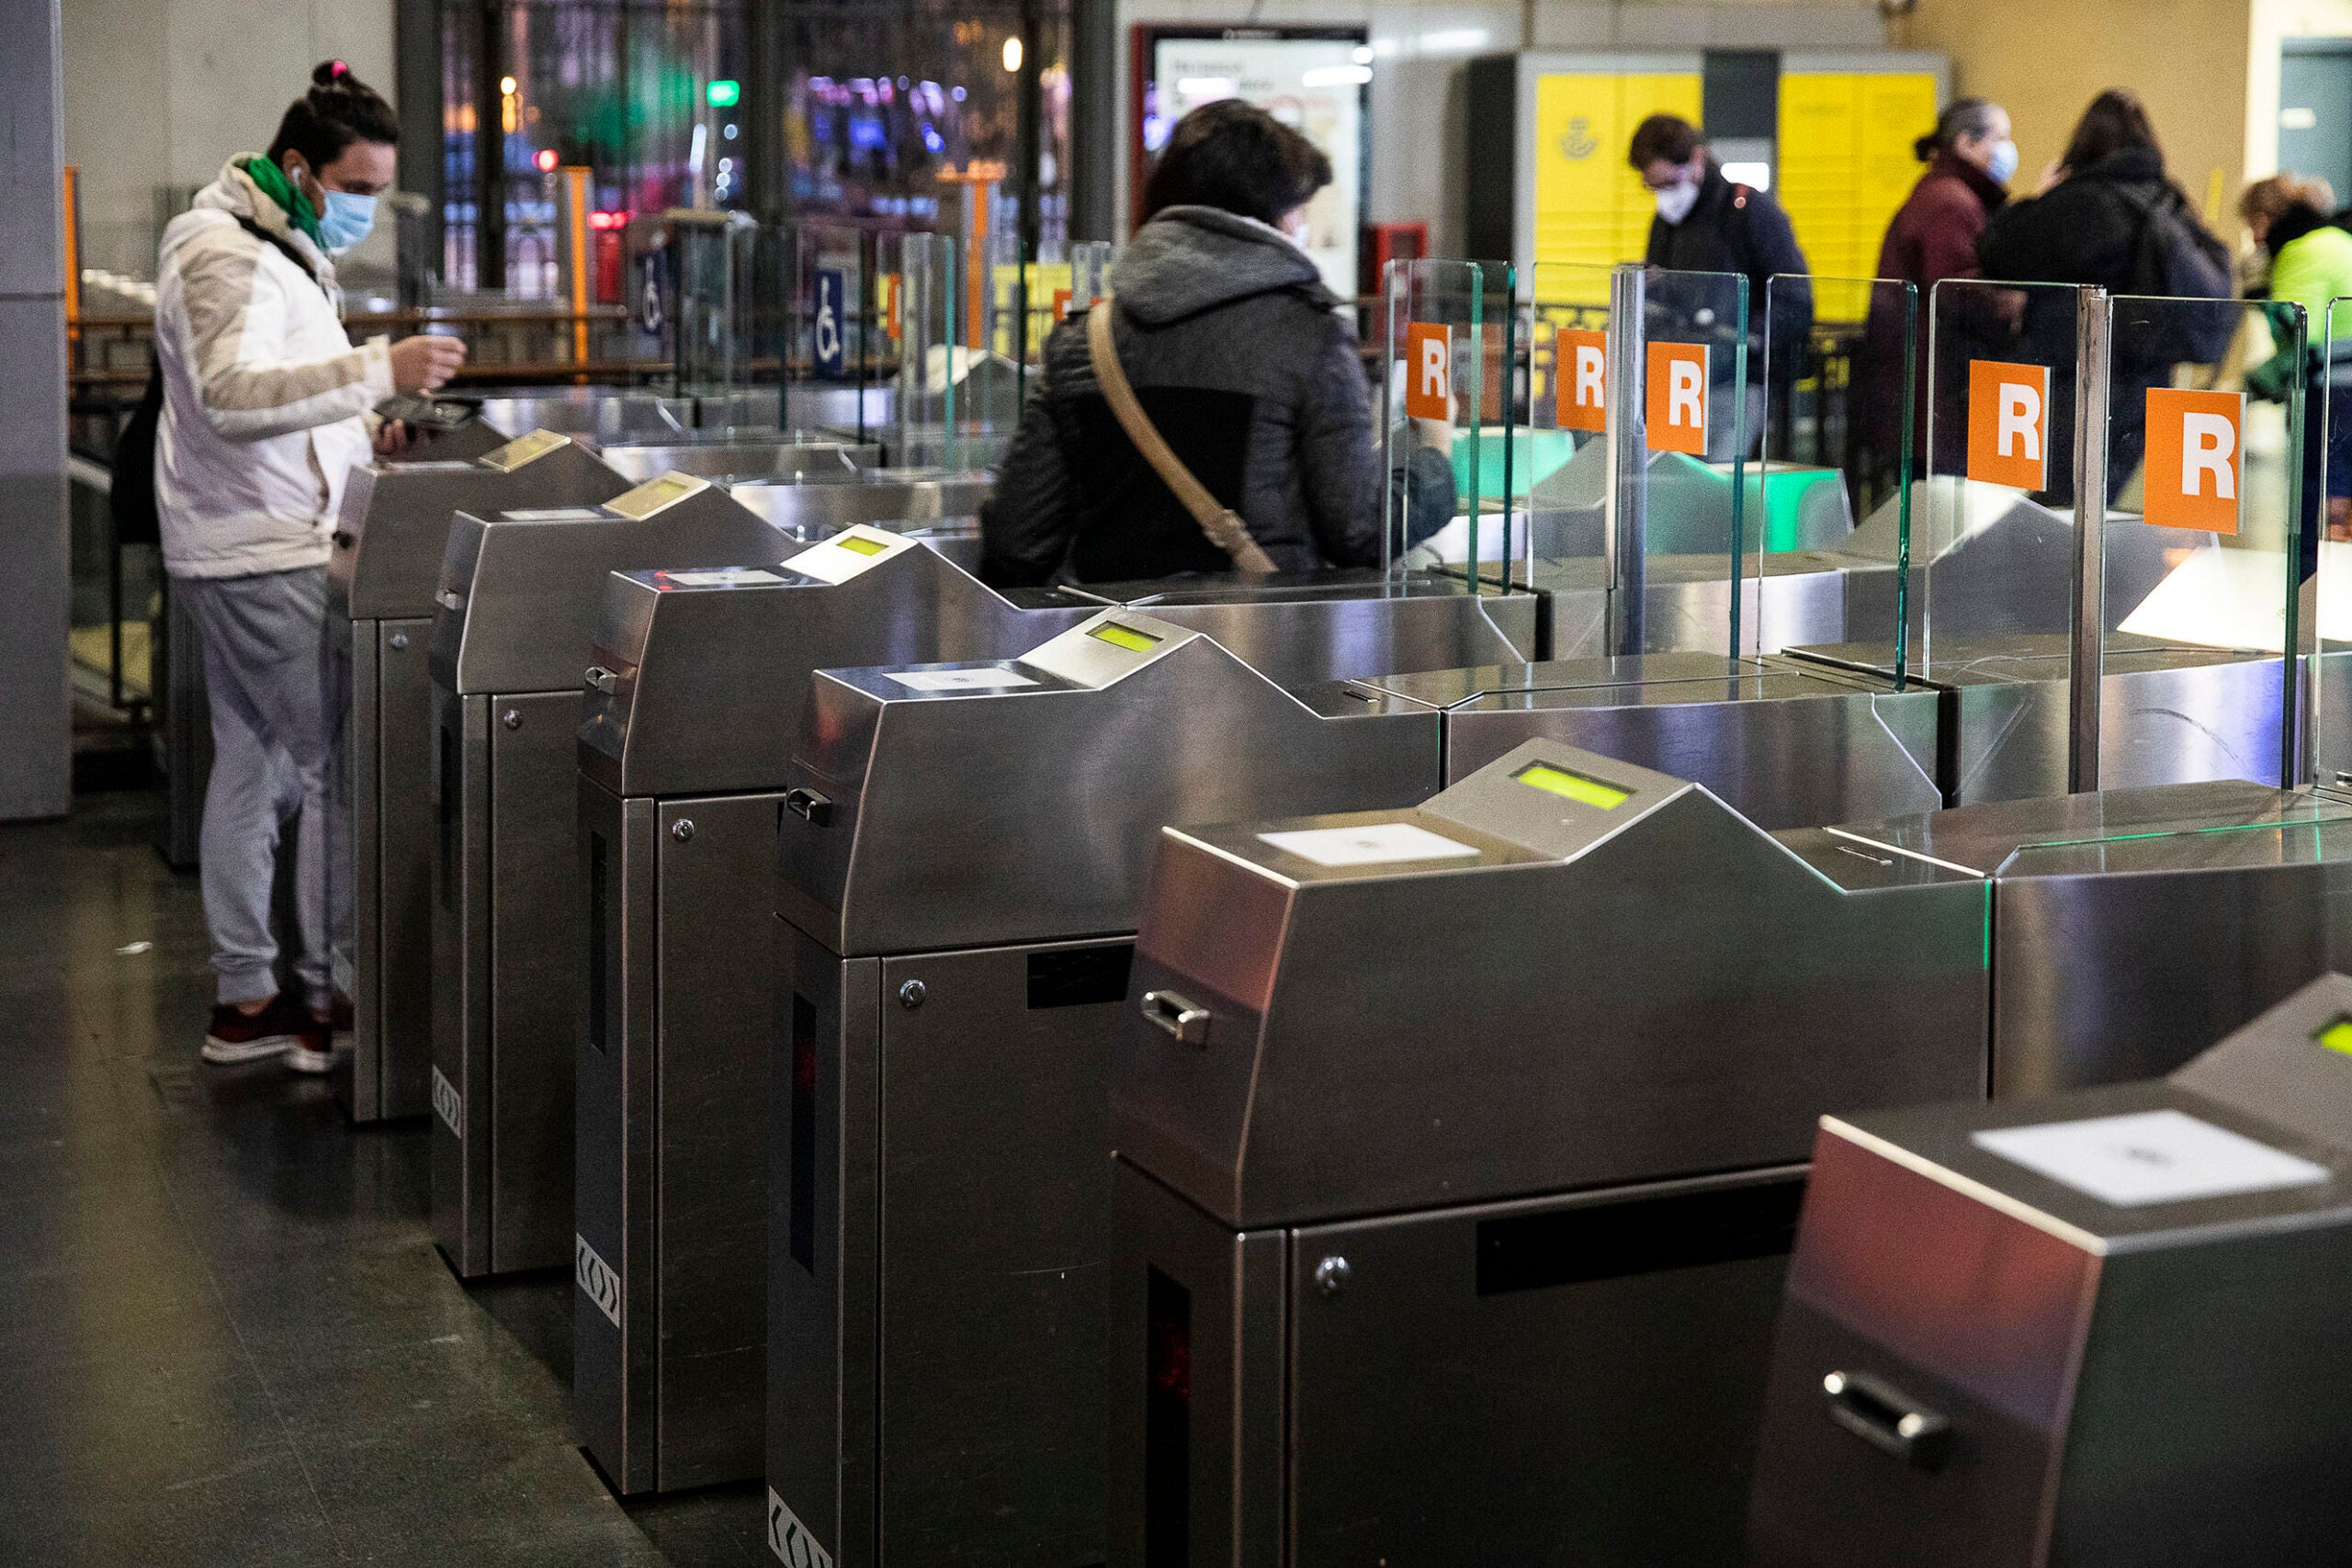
241, 155, 323, 247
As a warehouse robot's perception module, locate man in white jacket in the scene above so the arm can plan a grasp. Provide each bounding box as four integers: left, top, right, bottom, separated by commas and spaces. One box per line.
156, 61, 464, 1069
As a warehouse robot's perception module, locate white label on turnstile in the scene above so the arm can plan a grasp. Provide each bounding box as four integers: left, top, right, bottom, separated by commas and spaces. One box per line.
883, 667, 1037, 693
1973, 1109, 2331, 1208
431, 1066, 463, 1136
1257, 822, 1482, 868
767, 1488, 836, 1568
660, 568, 786, 588
574, 1234, 622, 1327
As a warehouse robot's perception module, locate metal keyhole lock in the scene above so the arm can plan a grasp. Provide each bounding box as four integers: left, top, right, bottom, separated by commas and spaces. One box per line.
501, 708, 523, 730
671, 818, 695, 842
898, 979, 927, 1010
1314, 1255, 1350, 1296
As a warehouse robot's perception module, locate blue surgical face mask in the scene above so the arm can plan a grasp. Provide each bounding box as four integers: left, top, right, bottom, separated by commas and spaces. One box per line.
317, 188, 379, 252
1986, 139, 2019, 187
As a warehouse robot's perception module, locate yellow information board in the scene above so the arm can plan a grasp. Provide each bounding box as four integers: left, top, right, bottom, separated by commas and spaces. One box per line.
1532, 70, 1702, 298
1778, 72, 1939, 320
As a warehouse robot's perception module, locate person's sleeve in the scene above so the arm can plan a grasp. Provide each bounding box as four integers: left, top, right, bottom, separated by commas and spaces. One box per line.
172, 238, 392, 442
1296, 314, 1386, 569
1394, 445, 1457, 550
977, 352, 1078, 588
1915, 192, 1987, 285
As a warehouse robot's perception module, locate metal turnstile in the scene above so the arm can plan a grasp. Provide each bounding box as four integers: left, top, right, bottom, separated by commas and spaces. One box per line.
579, 551, 1532, 1496
729, 468, 994, 575
328, 430, 629, 1122
1349, 651, 1941, 828
1781, 782, 2352, 1094
597, 439, 880, 484
1747, 974, 2352, 1566
1104, 739, 1986, 1566
429, 472, 797, 1277
767, 612, 1452, 1567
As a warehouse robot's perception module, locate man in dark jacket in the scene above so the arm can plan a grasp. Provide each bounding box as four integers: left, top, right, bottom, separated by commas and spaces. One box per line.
981, 100, 1452, 585
1629, 114, 1812, 455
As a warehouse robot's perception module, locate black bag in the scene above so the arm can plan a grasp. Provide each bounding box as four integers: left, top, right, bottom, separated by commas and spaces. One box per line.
111, 214, 333, 551
2120, 184, 2236, 361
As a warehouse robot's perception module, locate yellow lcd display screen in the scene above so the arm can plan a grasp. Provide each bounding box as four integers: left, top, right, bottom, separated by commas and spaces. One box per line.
1514, 761, 1632, 810
1088, 621, 1161, 654
2316, 1017, 2352, 1058
835, 534, 890, 557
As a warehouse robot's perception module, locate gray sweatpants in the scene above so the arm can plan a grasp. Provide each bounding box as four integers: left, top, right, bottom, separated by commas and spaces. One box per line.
178, 565, 341, 1009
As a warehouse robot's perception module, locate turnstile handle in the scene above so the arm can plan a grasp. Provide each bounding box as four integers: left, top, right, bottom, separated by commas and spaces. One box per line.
1822, 1371, 1951, 1471
784, 787, 833, 827
1141, 989, 1212, 1048
435, 589, 465, 612
584, 666, 619, 694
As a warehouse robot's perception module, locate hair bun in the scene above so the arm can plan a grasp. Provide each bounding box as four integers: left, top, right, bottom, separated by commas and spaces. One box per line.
312, 59, 350, 88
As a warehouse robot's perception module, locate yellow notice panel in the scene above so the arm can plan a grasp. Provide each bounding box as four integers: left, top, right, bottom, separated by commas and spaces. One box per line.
1533, 70, 1702, 298
1778, 72, 1939, 321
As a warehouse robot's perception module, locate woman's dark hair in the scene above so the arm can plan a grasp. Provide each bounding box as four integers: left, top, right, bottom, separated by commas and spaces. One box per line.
2060, 88, 2159, 173
1916, 96, 2001, 163
1627, 114, 1702, 171
1140, 100, 1331, 226
266, 61, 399, 169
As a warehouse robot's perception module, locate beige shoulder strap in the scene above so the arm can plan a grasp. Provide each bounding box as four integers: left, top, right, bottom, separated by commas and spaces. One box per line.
1086, 295, 1277, 574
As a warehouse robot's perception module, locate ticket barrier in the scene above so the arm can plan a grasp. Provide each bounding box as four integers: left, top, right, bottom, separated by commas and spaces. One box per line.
578, 560, 1531, 1496
1103, 739, 1987, 1566
428, 472, 802, 1277
597, 439, 880, 485
328, 431, 633, 1122
1780, 783, 2352, 1096
1747, 974, 2352, 1566
729, 468, 994, 575
766, 612, 1465, 1566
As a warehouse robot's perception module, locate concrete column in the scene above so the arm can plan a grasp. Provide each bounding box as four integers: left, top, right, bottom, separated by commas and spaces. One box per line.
0, 0, 70, 820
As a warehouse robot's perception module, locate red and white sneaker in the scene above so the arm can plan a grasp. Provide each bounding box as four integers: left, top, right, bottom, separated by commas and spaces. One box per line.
285, 1018, 340, 1076
201, 997, 303, 1065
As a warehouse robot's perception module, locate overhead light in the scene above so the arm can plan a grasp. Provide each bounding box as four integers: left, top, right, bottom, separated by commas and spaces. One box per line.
1352, 45, 1374, 63
1002, 36, 1023, 73
499, 75, 517, 96
706, 78, 741, 107
1174, 76, 1238, 99
1416, 28, 1490, 53
534, 148, 558, 172
1721, 161, 1772, 191
1301, 64, 1373, 88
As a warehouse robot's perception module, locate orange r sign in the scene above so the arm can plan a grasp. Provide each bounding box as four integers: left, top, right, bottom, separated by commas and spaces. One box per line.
1405, 322, 1451, 421
1645, 341, 1708, 455
2144, 388, 2243, 535
1052, 288, 1073, 321
1967, 360, 2051, 490
1556, 328, 1607, 433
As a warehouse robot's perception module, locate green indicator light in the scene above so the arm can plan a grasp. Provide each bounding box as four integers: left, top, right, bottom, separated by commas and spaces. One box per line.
2318, 1017, 2352, 1058
1088, 622, 1161, 654
1513, 761, 1630, 810
706, 78, 741, 107
836, 535, 889, 557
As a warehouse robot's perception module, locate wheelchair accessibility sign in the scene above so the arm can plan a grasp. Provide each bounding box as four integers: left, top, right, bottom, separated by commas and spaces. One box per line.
815, 269, 846, 378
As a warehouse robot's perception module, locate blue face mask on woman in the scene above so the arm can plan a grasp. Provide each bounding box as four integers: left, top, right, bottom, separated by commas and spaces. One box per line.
1986, 139, 2020, 187
316, 188, 379, 252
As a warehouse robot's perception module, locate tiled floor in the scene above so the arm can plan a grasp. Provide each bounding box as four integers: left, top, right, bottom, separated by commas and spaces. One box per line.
0, 789, 765, 1565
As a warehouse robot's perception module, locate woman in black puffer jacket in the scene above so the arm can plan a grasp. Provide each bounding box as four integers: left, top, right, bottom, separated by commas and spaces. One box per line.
980, 100, 1453, 585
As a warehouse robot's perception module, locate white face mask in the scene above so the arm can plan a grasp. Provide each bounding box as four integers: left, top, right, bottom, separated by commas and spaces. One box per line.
1655, 179, 1701, 226
1986, 139, 2020, 186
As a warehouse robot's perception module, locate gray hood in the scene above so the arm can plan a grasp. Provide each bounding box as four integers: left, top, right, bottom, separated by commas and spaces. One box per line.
1109, 205, 1334, 326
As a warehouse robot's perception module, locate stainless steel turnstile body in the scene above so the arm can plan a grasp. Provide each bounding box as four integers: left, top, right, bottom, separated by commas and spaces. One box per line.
326, 433, 629, 1122
1748, 975, 2352, 1566
729, 469, 993, 575
598, 439, 879, 484
429, 476, 796, 1277
578, 549, 1530, 1495
1105, 739, 1987, 1566
768, 615, 1448, 1567
1351, 651, 1942, 828
1783, 782, 2352, 1093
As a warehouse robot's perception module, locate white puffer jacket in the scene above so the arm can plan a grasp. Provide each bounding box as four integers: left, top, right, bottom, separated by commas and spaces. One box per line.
154, 158, 395, 579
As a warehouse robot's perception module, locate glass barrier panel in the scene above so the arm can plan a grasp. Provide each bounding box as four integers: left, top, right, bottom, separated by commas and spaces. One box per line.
1379, 258, 1488, 577
1624, 265, 1748, 657
668, 209, 756, 399
786, 225, 872, 444
888, 231, 962, 468
1760, 275, 1916, 660
1510, 261, 1620, 651
2313, 297, 2352, 791
1913, 277, 2086, 685
2102, 293, 2301, 789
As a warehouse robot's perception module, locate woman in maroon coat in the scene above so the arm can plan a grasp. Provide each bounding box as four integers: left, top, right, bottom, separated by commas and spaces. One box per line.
1862, 97, 2016, 478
